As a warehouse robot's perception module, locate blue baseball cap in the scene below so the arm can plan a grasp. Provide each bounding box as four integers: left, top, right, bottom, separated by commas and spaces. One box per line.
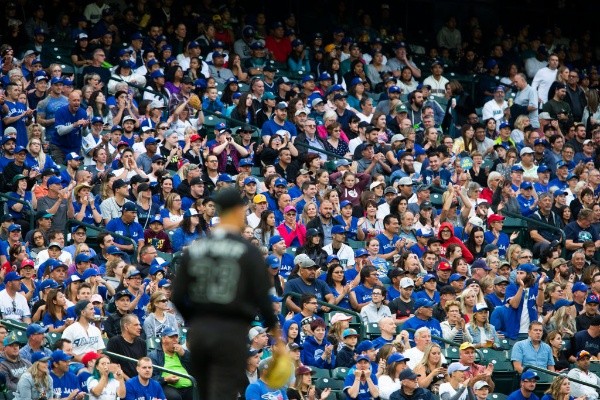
414, 298, 435, 309
151, 70, 164, 79
51, 350, 73, 363
217, 173, 234, 183
521, 370, 540, 381
356, 355, 370, 363
82, 268, 99, 280
131, 32, 144, 40
75, 253, 92, 264
91, 116, 103, 124
47, 176, 62, 186
31, 351, 51, 364
554, 299, 574, 310
537, 165, 550, 173
520, 181, 533, 190
586, 294, 600, 304
157, 279, 171, 288
26, 324, 48, 337
422, 274, 437, 283
318, 72, 332, 81
269, 235, 284, 249
356, 340, 374, 353
340, 200, 352, 208
265, 254, 280, 269
388, 353, 410, 363
39, 279, 59, 291
472, 303, 489, 313
326, 254, 339, 263
517, 263, 539, 273
161, 327, 179, 337
511, 165, 524, 172
499, 122, 511, 130
331, 225, 346, 235
111, 125, 123, 132
145, 137, 159, 146
106, 245, 126, 256
7, 224, 21, 232
449, 273, 466, 283
239, 158, 253, 167
355, 248, 368, 258
274, 178, 287, 187
557, 160, 568, 169
270, 294, 283, 302
301, 75, 315, 83
4, 271, 23, 284
416, 229, 434, 238
50, 77, 62, 85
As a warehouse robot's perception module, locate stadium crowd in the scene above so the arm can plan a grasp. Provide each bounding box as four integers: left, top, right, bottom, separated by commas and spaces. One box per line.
1, 1, 600, 400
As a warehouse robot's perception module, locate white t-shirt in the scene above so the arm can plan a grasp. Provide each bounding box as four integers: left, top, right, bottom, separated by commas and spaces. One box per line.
62, 322, 106, 355
0, 290, 31, 321
378, 375, 401, 400
439, 382, 469, 400
404, 346, 447, 369
247, 213, 261, 229
87, 377, 121, 400
482, 99, 508, 125
532, 67, 558, 104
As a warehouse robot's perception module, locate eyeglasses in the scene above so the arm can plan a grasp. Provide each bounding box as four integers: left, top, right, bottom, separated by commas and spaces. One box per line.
285, 212, 296, 216
372, 292, 382, 296
80, 249, 91, 253
155, 161, 165, 165
33, 235, 43, 240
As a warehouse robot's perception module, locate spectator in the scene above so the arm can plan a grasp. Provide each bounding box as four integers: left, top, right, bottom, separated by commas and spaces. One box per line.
389, 368, 433, 400
143, 291, 179, 339
568, 350, 600, 400
245, 358, 288, 400
19, 324, 52, 362
0, 332, 32, 392
301, 319, 335, 369
360, 286, 392, 324
106, 314, 147, 379
458, 342, 494, 379
507, 370, 541, 400
148, 327, 194, 400
87, 354, 126, 400
344, 355, 380, 400
511, 321, 555, 373
124, 357, 167, 400
13, 351, 53, 400
49, 349, 82, 399
61, 300, 105, 362
404, 327, 447, 370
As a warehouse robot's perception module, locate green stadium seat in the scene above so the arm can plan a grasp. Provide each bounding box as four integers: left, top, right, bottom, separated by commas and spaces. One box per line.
311, 367, 331, 381
332, 367, 349, 380
157, 251, 173, 262
348, 240, 365, 250
491, 361, 517, 395
430, 193, 444, 208
46, 332, 62, 349
490, 394, 508, 400
314, 377, 344, 391
364, 322, 380, 340
479, 348, 509, 364
146, 337, 161, 351
286, 247, 297, 256
443, 346, 460, 361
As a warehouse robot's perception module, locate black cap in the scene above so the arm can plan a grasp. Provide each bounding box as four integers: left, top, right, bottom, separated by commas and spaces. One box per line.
439, 285, 457, 295
190, 177, 204, 185
427, 237, 442, 245
130, 175, 149, 185
136, 183, 151, 193
213, 187, 245, 213
112, 179, 128, 190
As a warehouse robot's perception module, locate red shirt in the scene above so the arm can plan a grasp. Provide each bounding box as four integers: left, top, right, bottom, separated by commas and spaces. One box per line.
265, 36, 292, 63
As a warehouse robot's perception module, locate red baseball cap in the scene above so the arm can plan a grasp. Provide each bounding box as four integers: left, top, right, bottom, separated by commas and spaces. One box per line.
488, 214, 505, 224
438, 261, 452, 271
189, 134, 202, 142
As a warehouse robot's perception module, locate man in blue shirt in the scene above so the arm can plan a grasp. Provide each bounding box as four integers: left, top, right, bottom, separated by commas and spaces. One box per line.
343, 355, 379, 400
517, 182, 538, 217
105, 202, 145, 253
53, 91, 89, 164
283, 254, 333, 314
376, 215, 401, 260
125, 357, 167, 400
421, 151, 451, 189
510, 321, 555, 373
505, 263, 543, 341
261, 101, 297, 144
402, 298, 443, 344
269, 235, 294, 279
245, 358, 289, 400
50, 350, 83, 399
506, 370, 540, 400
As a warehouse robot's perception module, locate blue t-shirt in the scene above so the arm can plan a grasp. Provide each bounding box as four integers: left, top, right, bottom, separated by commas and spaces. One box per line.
422, 167, 452, 188
352, 284, 374, 305
516, 194, 537, 217
278, 253, 295, 279
7, 191, 33, 220
105, 218, 145, 246
245, 380, 288, 400
72, 202, 96, 225
261, 119, 298, 139
51, 370, 80, 398
125, 377, 167, 400
375, 233, 398, 255
53, 104, 88, 153
484, 231, 510, 259
284, 277, 332, 304
4, 100, 28, 147
507, 389, 540, 400
37, 95, 68, 142
334, 215, 359, 241
343, 371, 378, 400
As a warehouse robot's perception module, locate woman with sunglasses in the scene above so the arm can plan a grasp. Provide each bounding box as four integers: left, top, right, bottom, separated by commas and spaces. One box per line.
143, 291, 180, 339
276, 205, 307, 248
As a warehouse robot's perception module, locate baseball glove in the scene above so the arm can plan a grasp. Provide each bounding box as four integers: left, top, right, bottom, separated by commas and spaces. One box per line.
188, 94, 202, 110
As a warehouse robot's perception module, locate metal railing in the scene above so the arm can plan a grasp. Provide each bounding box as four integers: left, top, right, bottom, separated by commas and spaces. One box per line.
500, 210, 566, 242
0, 193, 35, 233
523, 364, 600, 392
66, 219, 138, 255
104, 351, 199, 400
282, 292, 363, 338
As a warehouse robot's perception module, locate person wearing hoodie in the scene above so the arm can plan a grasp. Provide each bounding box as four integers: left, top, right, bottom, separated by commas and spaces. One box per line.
301, 319, 335, 369
282, 320, 302, 347
437, 222, 474, 263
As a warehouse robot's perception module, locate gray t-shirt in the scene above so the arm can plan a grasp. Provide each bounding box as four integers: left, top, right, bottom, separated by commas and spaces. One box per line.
37, 196, 68, 231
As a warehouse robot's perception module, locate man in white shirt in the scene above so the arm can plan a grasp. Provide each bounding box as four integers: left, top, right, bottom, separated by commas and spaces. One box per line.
532, 53, 559, 105
524, 46, 549, 79
247, 194, 268, 229
0, 272, 31, 323
482, 85, 509, 125
568, 349, 600, 400
404, 326, 447, 369
322, 225, 355, 269
423, 61, 449, 99
62, 300, 106, 362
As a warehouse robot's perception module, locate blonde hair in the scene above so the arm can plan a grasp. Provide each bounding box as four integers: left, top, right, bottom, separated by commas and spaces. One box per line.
416, 343, 442, 370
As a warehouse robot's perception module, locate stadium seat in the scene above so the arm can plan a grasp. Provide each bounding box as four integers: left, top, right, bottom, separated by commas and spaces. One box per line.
315, 377, 344, 391
490, 393, 508, 400
285, 247, 297, 256
430, 193, 444, 208
348, 240, 365, 250
332, 367, 349, 380
157, 251, 173, 262
443, 346, 460, 361
364, 323, 380, 340
146, 337, 161, 351
479, 348, 509, 364
491, 361, 517, 395
46, 332, 62, 348
312, 367, 331, 381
